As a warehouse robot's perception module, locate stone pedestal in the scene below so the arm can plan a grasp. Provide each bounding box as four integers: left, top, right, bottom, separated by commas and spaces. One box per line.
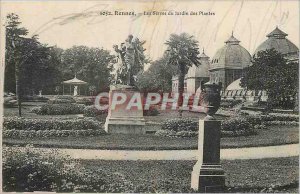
104, 86, 145, 134
191, 119, 225, 193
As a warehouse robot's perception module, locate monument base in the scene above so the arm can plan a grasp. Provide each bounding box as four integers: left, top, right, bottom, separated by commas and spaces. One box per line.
191, 161, 225, 193
104, 85, 146, 134
105, 117, 145, 134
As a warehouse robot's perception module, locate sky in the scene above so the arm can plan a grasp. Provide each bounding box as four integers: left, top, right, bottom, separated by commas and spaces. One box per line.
1, 0, 299, 62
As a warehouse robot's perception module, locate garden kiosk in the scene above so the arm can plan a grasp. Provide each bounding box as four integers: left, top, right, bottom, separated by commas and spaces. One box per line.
62, 75, 87, 96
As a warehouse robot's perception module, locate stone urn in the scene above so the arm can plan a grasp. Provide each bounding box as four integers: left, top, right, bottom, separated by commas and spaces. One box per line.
200, 82, 222, 119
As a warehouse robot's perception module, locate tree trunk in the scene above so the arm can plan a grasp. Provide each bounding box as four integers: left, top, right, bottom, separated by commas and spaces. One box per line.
15, 62, 22, 117
178, 63, 185, 117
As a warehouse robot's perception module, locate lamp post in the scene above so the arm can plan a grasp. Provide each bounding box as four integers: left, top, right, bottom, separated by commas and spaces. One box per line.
191, 82, 225, 193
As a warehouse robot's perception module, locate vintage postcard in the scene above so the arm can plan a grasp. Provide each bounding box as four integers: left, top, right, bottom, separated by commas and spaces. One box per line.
0, 0, 299, 193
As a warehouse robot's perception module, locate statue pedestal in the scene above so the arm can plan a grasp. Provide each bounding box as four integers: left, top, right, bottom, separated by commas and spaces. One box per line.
191, 119, 225, 192
104, 85, 146, 134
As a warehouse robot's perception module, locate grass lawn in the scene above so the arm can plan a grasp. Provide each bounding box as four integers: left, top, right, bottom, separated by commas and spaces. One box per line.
3, 124, 298, 150
79, 157, 299, 193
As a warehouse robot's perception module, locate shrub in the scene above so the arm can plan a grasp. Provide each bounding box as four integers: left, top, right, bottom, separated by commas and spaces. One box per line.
2, 147, 134, 192
83, 105, 108, 117
47, 95, 76, 104
3, 117, 105, 138
36, 103, 85, 115
3, 147, 76, 192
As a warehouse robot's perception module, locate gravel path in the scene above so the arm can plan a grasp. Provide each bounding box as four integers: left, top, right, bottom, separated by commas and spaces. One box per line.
6, 144, 299, 160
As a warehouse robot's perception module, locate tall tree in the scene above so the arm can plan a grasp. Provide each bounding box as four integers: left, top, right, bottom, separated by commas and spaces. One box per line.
5, 13, 62, 116
165, 33, 201, 115
241, 49, 299, 109
60, 46, 114, 92
21, 42, 63, 95
5, 13, 29, 116
136, 54, 176, 92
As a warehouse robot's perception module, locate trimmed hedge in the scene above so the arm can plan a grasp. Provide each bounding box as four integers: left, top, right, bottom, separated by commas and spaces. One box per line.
3, 117, 101, 131
32, 104, 85, 115
83, 106, 108, 117
3, 117, 105, 138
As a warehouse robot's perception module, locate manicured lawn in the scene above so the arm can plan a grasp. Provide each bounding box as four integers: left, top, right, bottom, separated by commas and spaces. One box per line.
3, 124, 298, 150
79, 157, 299, 193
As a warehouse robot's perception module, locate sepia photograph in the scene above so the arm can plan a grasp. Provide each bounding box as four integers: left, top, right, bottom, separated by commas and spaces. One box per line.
0, 0, 299, 193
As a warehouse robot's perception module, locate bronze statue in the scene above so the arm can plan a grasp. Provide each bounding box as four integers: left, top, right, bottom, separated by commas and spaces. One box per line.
113, 35, 145, 86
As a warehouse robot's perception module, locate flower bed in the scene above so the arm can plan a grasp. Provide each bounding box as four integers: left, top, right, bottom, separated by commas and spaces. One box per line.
221, 117, 259, 137
161, 118, 199, 132
157, 117, 259, 138
3, 117, 105, 138
157, 112, 299, 138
